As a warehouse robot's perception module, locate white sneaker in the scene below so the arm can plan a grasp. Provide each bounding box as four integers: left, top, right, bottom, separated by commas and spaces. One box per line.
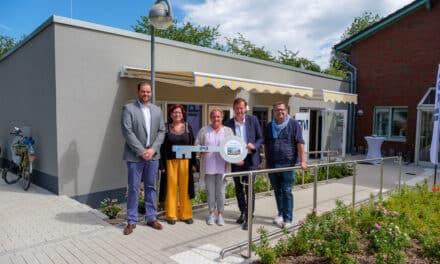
206, 214, 215, 225
273, 216, 283, 226
217, 214, 225, 226
283, 222, 293, 229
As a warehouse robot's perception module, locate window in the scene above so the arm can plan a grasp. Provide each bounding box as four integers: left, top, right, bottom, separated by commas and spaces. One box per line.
373, 107, 407, 141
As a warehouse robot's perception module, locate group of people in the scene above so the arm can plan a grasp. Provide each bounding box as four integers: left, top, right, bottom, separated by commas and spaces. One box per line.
120, 81, 307, 235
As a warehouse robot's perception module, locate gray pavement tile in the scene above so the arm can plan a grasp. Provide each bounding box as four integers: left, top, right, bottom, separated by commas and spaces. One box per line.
55, 243, 83, 264
69, 238, 108, 264
20, 250, 40, 264
0, 161, 435, 264
41, 245, 69, 264
0, 255, 12, 264
33, 249, 55, 264
10, 255, 26, 264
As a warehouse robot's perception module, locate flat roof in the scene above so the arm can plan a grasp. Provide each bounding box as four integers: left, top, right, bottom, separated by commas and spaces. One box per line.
0, 15, 345, 82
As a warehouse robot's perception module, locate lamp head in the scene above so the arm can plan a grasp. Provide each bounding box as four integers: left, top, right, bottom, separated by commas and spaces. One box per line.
149, 0, 173, 30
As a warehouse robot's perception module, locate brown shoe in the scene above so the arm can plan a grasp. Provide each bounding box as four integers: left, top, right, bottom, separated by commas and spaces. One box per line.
123, 224, 136, 235
146, 220, 163, 230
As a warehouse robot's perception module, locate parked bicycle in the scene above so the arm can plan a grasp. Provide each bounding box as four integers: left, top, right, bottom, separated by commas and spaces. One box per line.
1, 127, 36, 190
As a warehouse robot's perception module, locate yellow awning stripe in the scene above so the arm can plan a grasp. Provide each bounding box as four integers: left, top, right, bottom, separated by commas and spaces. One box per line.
120, 66, 357, 104
194, 72, 314, 98
322, 90, 358, 104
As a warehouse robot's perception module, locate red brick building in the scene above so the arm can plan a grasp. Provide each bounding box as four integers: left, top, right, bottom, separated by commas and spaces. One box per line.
334, 0, 440, 165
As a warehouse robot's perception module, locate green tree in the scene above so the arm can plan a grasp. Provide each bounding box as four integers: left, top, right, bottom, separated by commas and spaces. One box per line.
225, 33, 274, 61
132, 17, 323, 74
132, 17, 222, 49
340, 11, 381, 41
277, 47, 321, 72
325, 11, 382, 78
0, 35, 17, 58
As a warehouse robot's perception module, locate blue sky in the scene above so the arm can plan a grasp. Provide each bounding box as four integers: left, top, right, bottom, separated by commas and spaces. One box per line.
0, 0, 200, 39
1, 0, 414, 68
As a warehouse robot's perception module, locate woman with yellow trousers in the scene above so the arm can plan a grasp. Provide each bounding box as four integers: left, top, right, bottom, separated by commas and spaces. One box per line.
159, 104, 196, 224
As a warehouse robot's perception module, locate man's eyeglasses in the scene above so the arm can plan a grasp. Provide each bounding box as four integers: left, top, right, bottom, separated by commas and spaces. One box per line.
274, 109, 286, 112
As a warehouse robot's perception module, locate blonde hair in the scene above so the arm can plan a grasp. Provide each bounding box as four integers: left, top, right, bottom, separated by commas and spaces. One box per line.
210, 108, 224, 118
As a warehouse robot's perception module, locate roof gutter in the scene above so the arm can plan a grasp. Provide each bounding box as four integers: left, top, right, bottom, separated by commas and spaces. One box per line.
425, 0, 432, 10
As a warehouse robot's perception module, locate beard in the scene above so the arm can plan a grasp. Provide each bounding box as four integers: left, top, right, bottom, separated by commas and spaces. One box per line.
139, 96, 150, 104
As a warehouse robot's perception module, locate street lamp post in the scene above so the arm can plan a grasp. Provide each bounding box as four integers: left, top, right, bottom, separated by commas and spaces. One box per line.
149, 0, 173, 104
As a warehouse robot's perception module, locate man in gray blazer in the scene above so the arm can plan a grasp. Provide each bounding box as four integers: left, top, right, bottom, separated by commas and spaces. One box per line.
121, 81, 165, 235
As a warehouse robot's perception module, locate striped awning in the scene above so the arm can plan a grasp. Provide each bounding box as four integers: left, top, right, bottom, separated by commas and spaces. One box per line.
120, 66, 357, 104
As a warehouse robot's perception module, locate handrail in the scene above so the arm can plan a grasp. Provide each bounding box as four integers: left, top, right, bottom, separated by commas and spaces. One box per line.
219, 156, 403, 259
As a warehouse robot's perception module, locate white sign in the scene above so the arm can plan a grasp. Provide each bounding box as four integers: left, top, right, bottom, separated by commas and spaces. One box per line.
295, 112, 310, 157
430, 64, 440, 164
173, 136, 247, 163
219, 136, 248, 163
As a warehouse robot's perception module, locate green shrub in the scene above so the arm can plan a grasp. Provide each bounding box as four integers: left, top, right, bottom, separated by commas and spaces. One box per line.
255, 174, 271, 193
225, 181, 236, 199
100, 198, 122, 219
252, 227, 279, 264
383, 183, 440, 262
293, 164, 353, 186
420, 234, 440, 260
368, 222, 409, 264
312, 202, 360, 263
253, 184, 440, 264
192, 188, 207, 204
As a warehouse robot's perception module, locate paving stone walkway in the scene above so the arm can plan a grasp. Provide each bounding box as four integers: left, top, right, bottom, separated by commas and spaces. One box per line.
0, 160, 433, 263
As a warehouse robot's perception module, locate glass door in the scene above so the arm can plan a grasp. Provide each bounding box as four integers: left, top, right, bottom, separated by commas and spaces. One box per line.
417, 109, 434, 165
321, 110, 347, 158
252, 107, 269, 136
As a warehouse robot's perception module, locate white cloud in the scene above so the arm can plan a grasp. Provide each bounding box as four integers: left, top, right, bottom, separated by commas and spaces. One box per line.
0, 24, 12, 31
182, 0, 414, 69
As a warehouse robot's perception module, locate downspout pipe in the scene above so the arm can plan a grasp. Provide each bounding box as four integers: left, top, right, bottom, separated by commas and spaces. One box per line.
346, 71, 354, 153
334, 52, 358, 154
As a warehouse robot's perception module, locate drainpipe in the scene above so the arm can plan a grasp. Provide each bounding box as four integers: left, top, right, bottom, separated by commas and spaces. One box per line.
334, 52, 357, 154
346, 71, 354, 153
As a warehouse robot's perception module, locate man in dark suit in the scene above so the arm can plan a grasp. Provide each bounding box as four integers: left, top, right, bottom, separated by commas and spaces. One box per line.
225, 98, 264, 230
121, 81, 165, 235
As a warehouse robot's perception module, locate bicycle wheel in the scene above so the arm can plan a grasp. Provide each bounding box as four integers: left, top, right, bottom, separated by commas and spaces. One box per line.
1, 167, 6, 181
21, 164, 31, 191
3, 163, 20, 184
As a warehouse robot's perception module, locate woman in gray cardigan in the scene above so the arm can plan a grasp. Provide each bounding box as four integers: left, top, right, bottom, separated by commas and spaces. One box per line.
195, 108, 233, 226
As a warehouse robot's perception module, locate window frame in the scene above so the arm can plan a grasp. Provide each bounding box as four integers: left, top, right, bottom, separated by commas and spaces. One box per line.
372, 106, 408, 142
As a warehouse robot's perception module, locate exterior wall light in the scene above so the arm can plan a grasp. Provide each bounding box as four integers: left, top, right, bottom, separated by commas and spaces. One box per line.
149, 0, 173, 103
149, 0, 173, 29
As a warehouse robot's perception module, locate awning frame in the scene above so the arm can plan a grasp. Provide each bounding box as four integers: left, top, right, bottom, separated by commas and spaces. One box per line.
120, 66, 357, 104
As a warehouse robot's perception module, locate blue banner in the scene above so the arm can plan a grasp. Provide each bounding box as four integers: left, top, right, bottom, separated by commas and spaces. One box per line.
430, 64, 440, 164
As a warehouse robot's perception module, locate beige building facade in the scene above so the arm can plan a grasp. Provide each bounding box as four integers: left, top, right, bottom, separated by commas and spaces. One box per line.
0, 16, 355, 207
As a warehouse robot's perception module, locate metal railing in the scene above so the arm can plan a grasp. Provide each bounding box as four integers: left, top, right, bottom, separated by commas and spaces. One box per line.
305, 150, 339, 184
219, 156, 403, 259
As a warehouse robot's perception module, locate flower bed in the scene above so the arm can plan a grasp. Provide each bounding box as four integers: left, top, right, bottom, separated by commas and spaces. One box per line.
253, 182, 439, 264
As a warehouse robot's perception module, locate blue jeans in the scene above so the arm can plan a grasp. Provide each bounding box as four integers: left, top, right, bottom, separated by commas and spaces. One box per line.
127, 160, 159, 224
269, 168, 294, 223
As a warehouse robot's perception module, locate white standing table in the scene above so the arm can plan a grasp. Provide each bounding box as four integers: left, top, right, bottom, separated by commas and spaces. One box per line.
364, 136, 386, 164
